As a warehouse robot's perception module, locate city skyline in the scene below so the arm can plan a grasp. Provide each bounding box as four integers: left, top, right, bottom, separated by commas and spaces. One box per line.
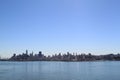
0, 0, 120, 58
2, 50, 120, 61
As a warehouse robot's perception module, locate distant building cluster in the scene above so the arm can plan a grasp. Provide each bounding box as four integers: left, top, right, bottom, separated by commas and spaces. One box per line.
8, 50, 120, 61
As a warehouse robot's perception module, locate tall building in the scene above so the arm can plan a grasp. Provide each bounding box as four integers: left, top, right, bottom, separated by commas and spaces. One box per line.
26, 50, 28, 54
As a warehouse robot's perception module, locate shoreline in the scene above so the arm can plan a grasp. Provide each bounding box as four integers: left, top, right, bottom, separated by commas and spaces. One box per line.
0, 60, 120, 62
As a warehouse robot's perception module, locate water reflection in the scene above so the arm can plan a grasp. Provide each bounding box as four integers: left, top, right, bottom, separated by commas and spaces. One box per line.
0, 61, 120, 80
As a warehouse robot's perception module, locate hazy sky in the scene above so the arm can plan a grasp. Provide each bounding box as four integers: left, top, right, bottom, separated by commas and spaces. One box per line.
0, 0, 120, 58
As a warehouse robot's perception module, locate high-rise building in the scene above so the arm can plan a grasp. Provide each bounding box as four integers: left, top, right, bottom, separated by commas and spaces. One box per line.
26, 50, 28, 54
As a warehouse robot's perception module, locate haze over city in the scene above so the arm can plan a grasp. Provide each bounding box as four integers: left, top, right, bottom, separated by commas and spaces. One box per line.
0, 0, 120, 58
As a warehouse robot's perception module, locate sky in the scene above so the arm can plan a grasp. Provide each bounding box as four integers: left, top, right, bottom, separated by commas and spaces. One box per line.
0, 0, 120, 58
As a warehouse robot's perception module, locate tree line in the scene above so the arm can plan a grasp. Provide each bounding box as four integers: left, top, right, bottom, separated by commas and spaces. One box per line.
8, 50, 120, 61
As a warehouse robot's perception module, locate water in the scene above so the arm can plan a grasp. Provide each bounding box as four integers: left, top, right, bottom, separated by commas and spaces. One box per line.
0, 61, 120, 80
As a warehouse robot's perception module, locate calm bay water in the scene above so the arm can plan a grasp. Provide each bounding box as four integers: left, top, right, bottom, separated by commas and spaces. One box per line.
0, 61, 120, 80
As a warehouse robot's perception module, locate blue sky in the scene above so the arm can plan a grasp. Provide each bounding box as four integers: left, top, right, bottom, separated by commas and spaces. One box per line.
0, 0, 120, 58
